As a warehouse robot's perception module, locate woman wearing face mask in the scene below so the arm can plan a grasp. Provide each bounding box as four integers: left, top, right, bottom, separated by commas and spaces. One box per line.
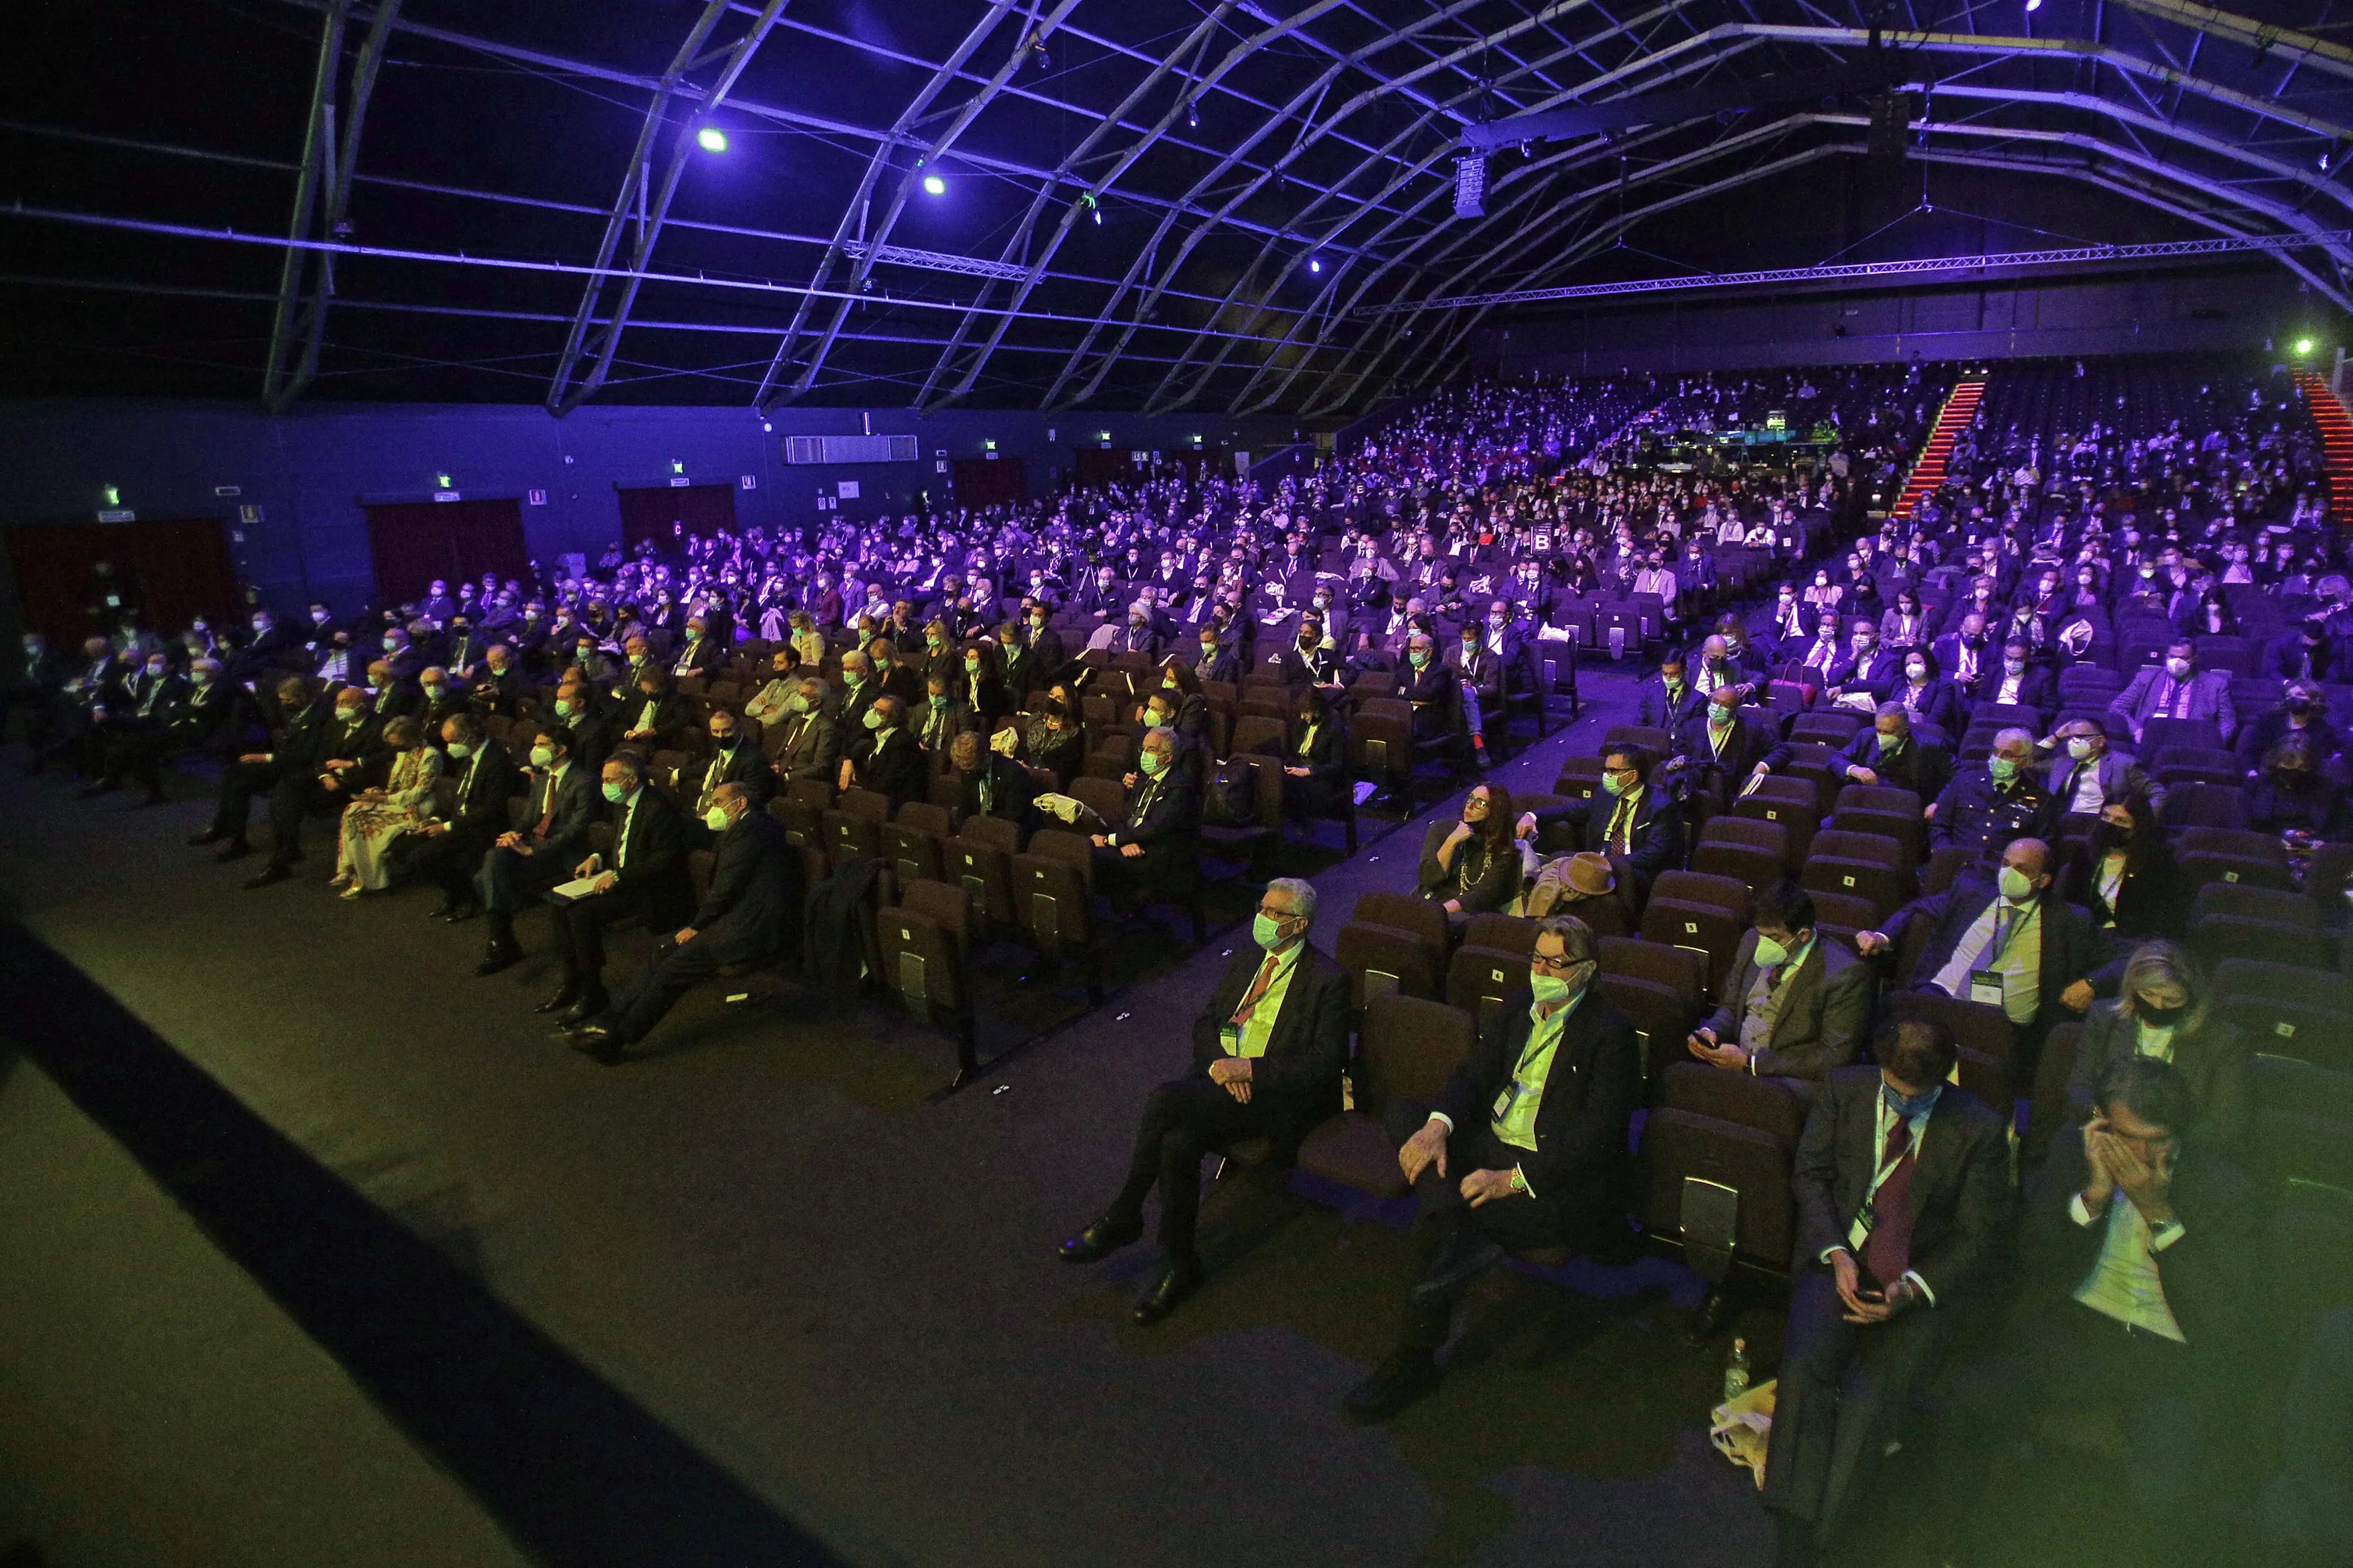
1892, 646, 1964, 740
1024, 698, 1085, 792
2059, 793, 2188, 942
1418, 782, 1523, 926
1276, 688, 1350, 831
330, 715, 442, 897
2064, 940, 2248, 1152
2248, 735, 2353, 838
1148, 659, 1208, 752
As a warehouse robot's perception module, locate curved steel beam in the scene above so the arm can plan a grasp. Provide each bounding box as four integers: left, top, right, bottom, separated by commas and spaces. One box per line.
545, 0, 788, 415
747, 0, 1024, 410
261, 0, 349, 411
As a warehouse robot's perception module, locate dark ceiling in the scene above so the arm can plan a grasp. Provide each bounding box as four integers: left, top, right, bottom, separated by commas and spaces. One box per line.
4, 0, 2350, 413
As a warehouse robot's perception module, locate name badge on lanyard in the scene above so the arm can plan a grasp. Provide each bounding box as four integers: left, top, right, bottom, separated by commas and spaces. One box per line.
1968, 970, 2005, 1008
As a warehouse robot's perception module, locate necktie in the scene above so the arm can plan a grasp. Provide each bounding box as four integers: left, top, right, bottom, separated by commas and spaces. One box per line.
616, 801, 631, 869
1606, 794, 1635, 853
535, 778, 556, 838
2171, 679, 2190, 719
1974, 906, 2011, 972
1231, 952, 1281, 1027
1863, 1113, 1918, 1289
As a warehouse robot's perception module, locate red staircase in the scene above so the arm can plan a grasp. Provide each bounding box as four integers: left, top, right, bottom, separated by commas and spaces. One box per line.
1889, 378, 1987, 520
2295, 371, 2353, 523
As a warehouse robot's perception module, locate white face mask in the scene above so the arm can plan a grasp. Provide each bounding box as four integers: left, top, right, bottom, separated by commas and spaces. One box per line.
705, 805, 732, 832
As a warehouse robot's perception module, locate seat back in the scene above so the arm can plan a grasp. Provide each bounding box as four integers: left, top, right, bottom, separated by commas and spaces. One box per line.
877, 902, 969, 1017
1808, 829, 1908, 870
2176, 826, 2288, 865
1730, 795, 1818, 863
823, 808, 882, 863
2189, 879, 2315, 928
1648, 869, 1753, 922
882, 819, 945, 890
1635, 1110, 1797, 1280
1688, 840, 1782, 898
1829, 808, 1924, 864
1355, 995, 1477, 1118
2178, 851, 2294, 896
1068, 775, 1128, 825
839, 786, 892, 825
1352, 712, 1414, 783
2191, 915, 2334, 974
961, 813, 1022, 855
945, 832, 1016, 925
1460, 912, 1538, 958
1882, 989, 2017, 1069
1229, 714, 1286, 758
1658, 1062, 1807, 1140
1012, 829, 1096, 953
1446, 945, 1529, 1035
1350, 889, 1452, 956
2159, 782, 2248, 832
1334, 921, 1442, 1007
1835, 783, 1922, 818
1697, 814, 1789, 862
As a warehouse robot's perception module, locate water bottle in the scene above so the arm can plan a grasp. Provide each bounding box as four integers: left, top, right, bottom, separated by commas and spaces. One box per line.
1722, 1336, 1752, 1403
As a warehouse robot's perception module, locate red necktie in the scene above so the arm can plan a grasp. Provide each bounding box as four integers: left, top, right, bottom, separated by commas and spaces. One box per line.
1863, 1115, 1917, 1290
1231, 953, 1279, 1027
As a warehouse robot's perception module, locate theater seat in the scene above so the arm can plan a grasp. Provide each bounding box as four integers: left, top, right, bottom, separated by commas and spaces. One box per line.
1296, 995, 1476, 1199
1334, 921, 1442, 1008
1636, 1109, 1798, 1282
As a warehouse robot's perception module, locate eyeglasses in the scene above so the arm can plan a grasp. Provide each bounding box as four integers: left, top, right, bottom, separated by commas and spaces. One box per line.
1529, 950, 1579, 973
1255, 904, 1297, 922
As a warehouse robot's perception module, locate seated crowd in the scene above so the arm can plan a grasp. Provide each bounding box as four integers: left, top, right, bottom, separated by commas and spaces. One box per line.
5, 355, 2349, 1566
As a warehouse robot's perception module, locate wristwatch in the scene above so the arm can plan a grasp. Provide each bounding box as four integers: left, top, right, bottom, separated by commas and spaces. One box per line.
1508, 1167, 1528, 1195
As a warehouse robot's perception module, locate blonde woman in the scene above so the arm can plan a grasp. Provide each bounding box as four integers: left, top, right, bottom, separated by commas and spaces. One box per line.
2064, 939, 2248, 1150
332, 715, 442, 897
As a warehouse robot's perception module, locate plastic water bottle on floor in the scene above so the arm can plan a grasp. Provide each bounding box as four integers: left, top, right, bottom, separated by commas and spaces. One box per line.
1722, 1336, 1752, 1403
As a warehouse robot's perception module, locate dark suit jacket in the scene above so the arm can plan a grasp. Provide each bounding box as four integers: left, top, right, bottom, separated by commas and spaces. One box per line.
769, 711, 840, 785
1884, 876, 2107, 1028
684, 740, 776, 812
1837, 730, 1952, 802
1636, 676, 1708, 732
2019, 1126, 2255, 1360
441, 738, 521, 834
1185, 943, 1351, 1126
619, 690, 694, 741
1891, 677, 1967, 739
688, 810, 801, 964
1699, 933, 1878, 1080
1975, 663, 2056, 724
1108, 772, 1197, 855
1673, 712, 1775, 790
524, 761, 598, 865
605, 784, 695, 929
1417, 821, 1521, 912
1431, 987, 1642, 1240
1794, 1066, 2011, 1302
951, 755, 1035, 829
2064, 1002, 2250, 1152
1530, 786, 1685, 892
857, 726, 926, 810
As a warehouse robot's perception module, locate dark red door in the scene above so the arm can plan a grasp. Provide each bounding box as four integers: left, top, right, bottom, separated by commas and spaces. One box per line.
5, 518, 240, 645
362, 498, 531, 606
950, 458, 1026, 509
616, 483, 738, 551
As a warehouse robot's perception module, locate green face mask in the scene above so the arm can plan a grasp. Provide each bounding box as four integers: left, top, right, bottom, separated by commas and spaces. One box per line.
1752, 933, 1789, 968
601, 780, 627, 803
1138, 750, 1166, 777
1998, 865, 2034, 901
1988, 756, 2017, 782
1252, 912, 1290, 950
929, 695, 948, 709
1875, 730, 1900, 752
1600, 771, 1628, 797
1530, 973, 1575, 1005
529, 745, 555, 768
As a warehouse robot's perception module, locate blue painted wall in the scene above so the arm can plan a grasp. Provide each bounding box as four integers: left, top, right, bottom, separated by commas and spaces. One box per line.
0, 401, 1310, 619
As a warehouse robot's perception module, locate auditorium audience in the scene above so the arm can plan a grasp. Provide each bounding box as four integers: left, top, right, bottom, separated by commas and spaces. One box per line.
1686, 881, 1876, 1092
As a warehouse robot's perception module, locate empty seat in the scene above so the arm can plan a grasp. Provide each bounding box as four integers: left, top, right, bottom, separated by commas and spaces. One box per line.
1799, 856, 1910, 924
1460, 912, 1539, 958
2178, 850, 2294, 895
2191, 880, 2316, 928
1830, 806, 1925, 865
1295, 996, 1477, 1198
883, 801, 954, 890
2192, 915, 2335, 974
2213, 960, 2353, 1071
1808, 829, 1910, 871
2159, 782, 2248, 832
1197, 753, 1284, 878
1690, 839, 1782, 897
1636, 1109, 1798, 1281
1011, 829, 1103, 1003
1351, 889, 1452, 956
1334, 920, 1443, 1007
1698, 814, 1790, 863
876, 882, 980, 1085
2176, 826, 2289, 865
1835, 783, 1922, 818
1447, 945, 1531, 1035
1731, 793, 1818, 863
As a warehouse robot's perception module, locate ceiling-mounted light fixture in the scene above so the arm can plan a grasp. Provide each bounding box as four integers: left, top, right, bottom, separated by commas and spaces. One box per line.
1187, 99, 1200, 129
1308, 256, 1321, 274
696, 126, 728, 153
923, 174, 946, 196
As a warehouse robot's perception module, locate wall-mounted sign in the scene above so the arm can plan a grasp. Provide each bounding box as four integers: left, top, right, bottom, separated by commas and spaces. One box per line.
739, 474, 757, 490
96, 509, 135, 523
433, 490, 461, 502
527, 489, 548, 507
239, 503, 263, 524
836, 479, 861, 499
669, 476, 691, 488
214, 485, 242, 498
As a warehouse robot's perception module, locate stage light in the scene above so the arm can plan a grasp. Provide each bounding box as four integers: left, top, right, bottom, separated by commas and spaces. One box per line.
1187, 100, 1199, 129
1308, 256, 1321, 273
2024, 0, 2041, 10
1091, 202, 1102, 225
697, 126, 728, 153
922, 174, 946, 196
2297, 336, 2315, 354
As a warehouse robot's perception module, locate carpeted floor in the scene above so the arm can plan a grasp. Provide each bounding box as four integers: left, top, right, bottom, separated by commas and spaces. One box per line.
0, 661, 1802, 1568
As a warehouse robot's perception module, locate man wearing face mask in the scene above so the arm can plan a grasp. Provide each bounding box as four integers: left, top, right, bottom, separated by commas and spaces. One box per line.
402, 713, 520, 921
1393, 631, 1461, 745
1824, 618, 1898, 708
1834, 703, 1951, 801
1759, 1018, 2010, 1567
1519, 744, 1683, 903
568, 782, 801, 1064
2035, 717, 2151, 827
842, 693, 924, 809
1858, 835, 2101, 1042
1677, 688, 1775, 814
472, 723, 597, 976
1636, 650, 1708, 733
539, 754, 692, 1026
1688, 879, 1875, 1093
1929, 612, 1991, 697
1060, 878, 1348, 1323
192, 676, 326, 860
684, 709, 776, 833
2107, 638, 2235, 747
1345, 916, 1641, 1423
1275, 614, 1342, 693
1938, 1056, 2254, 1568
768, 678, 840, 787
81, 648, 186, 801
1928, 728, 2051, 856
1089, 728, 1199, 916
2263, 617, 2339, 684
